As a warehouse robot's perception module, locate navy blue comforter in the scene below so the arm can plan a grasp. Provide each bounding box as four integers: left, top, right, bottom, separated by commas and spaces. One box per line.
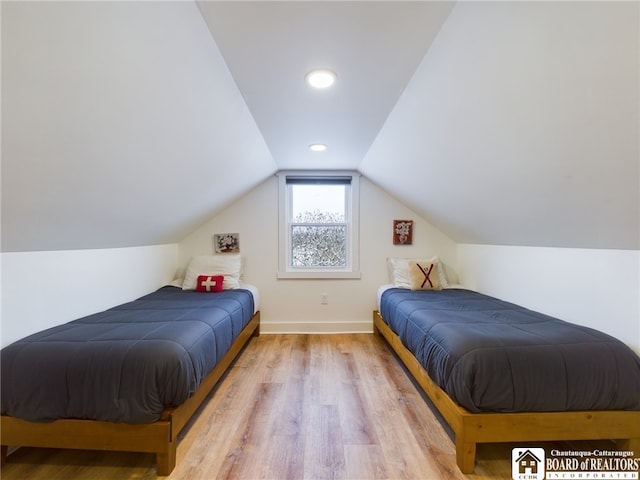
1, 286, 255, 424
380, 288, 640, 413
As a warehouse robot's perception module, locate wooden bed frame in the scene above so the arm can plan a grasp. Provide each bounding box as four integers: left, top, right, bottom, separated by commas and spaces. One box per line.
373, 310, 640, 474
0, 311, 260, 476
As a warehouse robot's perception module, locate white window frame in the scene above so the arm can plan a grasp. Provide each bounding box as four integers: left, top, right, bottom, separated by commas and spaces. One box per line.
277, 170, 360, 279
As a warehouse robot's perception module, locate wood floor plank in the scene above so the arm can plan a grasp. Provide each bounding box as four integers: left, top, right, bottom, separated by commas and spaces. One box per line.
259, 433, 305, 480
337, 381, 378, 445
343, 444, 388, 480
304, 404, 346, 480
1, 333, 624, 480
272, 377, 305, 437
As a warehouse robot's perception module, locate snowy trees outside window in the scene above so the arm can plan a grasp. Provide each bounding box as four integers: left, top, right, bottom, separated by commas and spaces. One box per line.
291, 211, 346, 267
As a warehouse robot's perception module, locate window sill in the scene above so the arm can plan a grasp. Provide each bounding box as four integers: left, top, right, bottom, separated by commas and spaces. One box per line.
277, 270, 361, 280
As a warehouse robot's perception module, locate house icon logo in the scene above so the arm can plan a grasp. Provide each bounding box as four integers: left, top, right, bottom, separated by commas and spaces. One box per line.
512, 447, 545, 480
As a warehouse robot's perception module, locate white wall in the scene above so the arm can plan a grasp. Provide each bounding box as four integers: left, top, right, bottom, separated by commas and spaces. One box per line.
1, 244, 178, 348
179, 175, 457, 333
458, 244, 640, 353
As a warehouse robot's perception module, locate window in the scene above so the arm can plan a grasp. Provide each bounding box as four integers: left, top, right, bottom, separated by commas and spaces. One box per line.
278, 171, 360, 279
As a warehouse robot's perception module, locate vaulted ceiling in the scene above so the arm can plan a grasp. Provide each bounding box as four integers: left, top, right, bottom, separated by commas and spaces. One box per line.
2, 1, 638, 252
197, 1, 454, 171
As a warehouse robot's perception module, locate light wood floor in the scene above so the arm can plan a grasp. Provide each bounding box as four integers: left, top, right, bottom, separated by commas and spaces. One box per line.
1, 334, 617, 480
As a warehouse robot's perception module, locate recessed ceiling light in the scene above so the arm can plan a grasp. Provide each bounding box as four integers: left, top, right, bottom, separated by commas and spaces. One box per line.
305, 69, 336, 89
309, 143, 327, 152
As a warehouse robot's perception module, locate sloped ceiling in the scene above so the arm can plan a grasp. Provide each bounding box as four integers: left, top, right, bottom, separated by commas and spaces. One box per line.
2, 1, 638, 253
1, 1, 277, 252
361, 1, 639, 250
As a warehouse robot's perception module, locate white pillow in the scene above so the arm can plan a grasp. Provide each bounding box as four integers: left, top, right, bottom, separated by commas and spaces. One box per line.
182, 255, 242, 290
387, 257, 449, 289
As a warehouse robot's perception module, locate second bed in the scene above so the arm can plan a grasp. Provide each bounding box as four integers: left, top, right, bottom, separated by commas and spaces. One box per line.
375, 284, 640, 473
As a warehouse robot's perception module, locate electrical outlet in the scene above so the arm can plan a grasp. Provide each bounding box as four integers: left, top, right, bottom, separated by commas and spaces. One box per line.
320, 293, 329, 305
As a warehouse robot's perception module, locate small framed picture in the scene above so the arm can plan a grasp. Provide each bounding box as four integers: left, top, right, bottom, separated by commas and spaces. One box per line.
214, 233, 240, 253
393, 220, 413, 245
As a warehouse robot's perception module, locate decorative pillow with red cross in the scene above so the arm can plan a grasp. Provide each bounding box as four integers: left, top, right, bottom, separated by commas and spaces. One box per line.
195, 275, 224, 293
408, 261, 442, 291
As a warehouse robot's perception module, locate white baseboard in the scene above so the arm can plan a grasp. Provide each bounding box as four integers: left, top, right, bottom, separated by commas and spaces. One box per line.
260, 321, 372, 334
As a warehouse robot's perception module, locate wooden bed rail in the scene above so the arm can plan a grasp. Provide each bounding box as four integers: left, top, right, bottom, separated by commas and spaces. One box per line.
372, 310, 640, 473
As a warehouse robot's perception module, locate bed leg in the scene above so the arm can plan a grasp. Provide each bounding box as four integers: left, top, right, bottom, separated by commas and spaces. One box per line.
1, 445, 7, 467
456, 439, 476, 474
372, 311, 380, 337
252, 312, 260, 337
156, 441, 176, 477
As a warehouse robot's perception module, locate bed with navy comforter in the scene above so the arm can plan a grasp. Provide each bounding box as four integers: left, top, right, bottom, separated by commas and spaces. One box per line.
379, 287, 640, 413
375, 286, 640, 473
1, 285, 256, 424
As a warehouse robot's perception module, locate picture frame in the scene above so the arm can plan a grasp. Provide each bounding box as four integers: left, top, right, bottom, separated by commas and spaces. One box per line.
213, 233, 240, 253
393, 220, 413, 245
